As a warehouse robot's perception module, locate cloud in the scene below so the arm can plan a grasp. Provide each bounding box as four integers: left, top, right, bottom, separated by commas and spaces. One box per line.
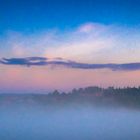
77, 23, 96, 33
1, 57, 140, 71
1, 23, 140, 63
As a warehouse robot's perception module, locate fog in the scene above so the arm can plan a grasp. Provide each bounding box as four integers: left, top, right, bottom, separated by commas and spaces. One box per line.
0, 103, 140, 140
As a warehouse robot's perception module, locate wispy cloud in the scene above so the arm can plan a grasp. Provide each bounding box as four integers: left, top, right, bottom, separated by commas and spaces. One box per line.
1, 23, 140, 63
1, 57, 140, 71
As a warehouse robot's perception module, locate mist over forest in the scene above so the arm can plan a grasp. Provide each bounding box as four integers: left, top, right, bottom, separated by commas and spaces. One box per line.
1, 86, 140, 110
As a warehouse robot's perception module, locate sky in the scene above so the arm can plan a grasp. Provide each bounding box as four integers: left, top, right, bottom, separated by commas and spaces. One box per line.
0, 0, 140, 93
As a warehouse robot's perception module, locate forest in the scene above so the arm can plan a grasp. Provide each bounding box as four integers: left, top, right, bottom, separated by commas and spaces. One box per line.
0, 86, 140, 110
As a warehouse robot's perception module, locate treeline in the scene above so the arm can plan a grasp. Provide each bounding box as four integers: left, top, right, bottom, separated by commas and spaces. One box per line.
0, 86, 140, 109
50, 86, 140, 96
45, 86, 140, 109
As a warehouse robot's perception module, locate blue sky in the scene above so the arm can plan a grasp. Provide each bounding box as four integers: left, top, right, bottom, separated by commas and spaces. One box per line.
0, 0, 140, 34
0, 0, 140, 92
0, 0, 140, 63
